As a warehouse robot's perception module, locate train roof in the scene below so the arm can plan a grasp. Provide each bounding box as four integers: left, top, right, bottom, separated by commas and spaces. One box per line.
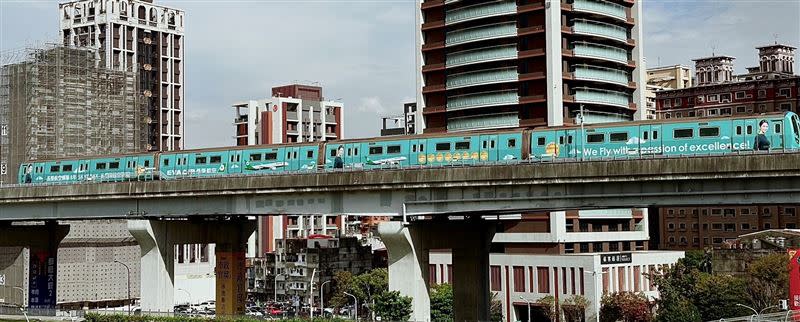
530, 111, 794, 132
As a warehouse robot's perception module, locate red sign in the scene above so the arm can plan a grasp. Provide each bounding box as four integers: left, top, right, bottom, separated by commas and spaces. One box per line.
789, 249, 800, 310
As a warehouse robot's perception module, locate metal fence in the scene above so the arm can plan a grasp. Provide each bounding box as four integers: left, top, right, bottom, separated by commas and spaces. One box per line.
711, 310, 800, 322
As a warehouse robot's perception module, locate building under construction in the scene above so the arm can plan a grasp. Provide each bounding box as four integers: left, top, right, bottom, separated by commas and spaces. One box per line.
0, 44, 147, 185
0, 44, 146, 309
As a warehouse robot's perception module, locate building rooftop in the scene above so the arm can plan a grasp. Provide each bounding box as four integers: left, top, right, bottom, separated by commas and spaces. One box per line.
692, 55, 736, 62
756, 43, 797, 50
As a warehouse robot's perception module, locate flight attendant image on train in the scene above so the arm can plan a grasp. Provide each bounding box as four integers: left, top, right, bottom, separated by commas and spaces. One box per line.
754, 119, 771, 151
334, 145, 344, 169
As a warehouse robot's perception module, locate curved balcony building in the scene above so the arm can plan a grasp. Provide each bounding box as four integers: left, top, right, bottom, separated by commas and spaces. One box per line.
418, 0, 645, 132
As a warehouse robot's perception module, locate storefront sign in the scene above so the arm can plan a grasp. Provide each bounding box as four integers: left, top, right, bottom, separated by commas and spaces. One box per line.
600, 252, 632, 265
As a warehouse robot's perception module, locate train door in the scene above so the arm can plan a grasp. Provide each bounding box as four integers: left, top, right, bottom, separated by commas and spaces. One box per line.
160, 154, 175, 179
743, 119, 758, 150
732, 119, 747, 151
285, 146, 300, 171
176, 153, 190, 178
479, 134, 499, 162
299, 146, 317, 170
228, 150, 243, 174
770, 118, 784, 149
531, 131, 558, 159
637, 125, 651, 157
560, 130, 578, 158
409, 139, 423, 165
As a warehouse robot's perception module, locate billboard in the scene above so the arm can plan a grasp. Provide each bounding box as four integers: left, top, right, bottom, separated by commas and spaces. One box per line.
28, 250, 56, 309
216, 251, 246, 316
789, 249, 800, 311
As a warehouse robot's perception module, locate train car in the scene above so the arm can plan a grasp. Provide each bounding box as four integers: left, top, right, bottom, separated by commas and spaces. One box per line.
17, 153, 156, 184
158, 143, 320, 180
529, 112, 800, 160
321, 130, 525, 170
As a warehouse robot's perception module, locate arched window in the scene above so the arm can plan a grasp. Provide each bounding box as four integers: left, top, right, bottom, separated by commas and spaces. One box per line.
138, 5, 146, 19
64, 7, 71, 19
149, 8, 157, 21
120, 1, 127, 15
74, 6, 82, 17
168, 12, 175, 25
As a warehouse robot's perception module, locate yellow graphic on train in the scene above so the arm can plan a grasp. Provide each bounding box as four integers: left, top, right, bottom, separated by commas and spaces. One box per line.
471, 152, 479, 159
480, 151, 488, 161
418, 154, 427, 164
436, 153, 443, 162
445, 153, 452, 162
545, 142, 560, 156
462, 151, 470, 159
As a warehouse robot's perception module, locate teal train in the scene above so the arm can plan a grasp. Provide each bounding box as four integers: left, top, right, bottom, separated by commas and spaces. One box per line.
17, 112, 800, 185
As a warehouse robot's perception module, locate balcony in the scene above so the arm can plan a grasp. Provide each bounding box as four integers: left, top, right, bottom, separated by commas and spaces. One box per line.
573, 65, 629, 85
572, 19, 628, 42
447, 112, 519, 132
445, 1, 517, 25
447, 45, 517, 68
573, 0, 627, 21
573, 87, 631, 108
286, 111, 298, 121
572, 42, 628, 64
446, 68, 518, 89
446, 23, 517, 47
325, 114, 336, 123
447, 90, 519, 111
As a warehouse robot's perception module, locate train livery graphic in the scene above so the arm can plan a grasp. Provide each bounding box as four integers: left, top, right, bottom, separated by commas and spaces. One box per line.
17, 112, 800, 185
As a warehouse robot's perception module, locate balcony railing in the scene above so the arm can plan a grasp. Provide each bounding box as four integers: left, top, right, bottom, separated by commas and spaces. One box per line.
447, 90, 519, 111
573, 65, 629, 85
574, 88, 630, 108
573, 19, 627, 42
286, 111, 298, 121
447, 112, 519, 132
573, 42, 628, 63
446, 68, 518, 89
573, 0, 627, 21
446, 45, 518, 67
445, 1, 517, 25
446, 23, 517, 47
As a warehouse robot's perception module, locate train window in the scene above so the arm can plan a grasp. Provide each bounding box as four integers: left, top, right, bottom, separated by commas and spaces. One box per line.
132, 161, 137, 168
699, 127, 720, 137
455, 142, 470, 150
436, 143, 451, 151
482, 141, 487, 149
97, 163, 107, 170
653, 131, 659, 140
508, 139, 516, 148
568, 136, 573, 144
265, 153, 277, 160
50, 165, 60, 172
144, 160, 150, 167
746, 125, 753, 135
109, 162, 119, 169
387, 145, 401, 154
793, 115, 800, 142
559, 136, 564, 145
736, 126, 742, 135
369, 146, 384, 155
63, 165, 73, 172
419, 145, 424, 152
674, 129, 694, 139
164, 159, 170, 166
250, 154, 262, 161
287, 151, 292, 159
537, 137, 545, 146
412, 145, 417, 153
347, 148, 352, 156
210, 156, 221, 164
196, 157, 207, 164
643, 132, 649, 140
775, 123, 782, 134
307, 151, 314, 158
490, 140, 495, 148
587, 134, 604, 143
330, 149, 336, 157
610, 132, 628, 142
294, 151, 298, 159
354, 148, 359, 156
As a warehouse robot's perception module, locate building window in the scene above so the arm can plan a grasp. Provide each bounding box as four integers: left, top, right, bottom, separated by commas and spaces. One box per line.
737, 106, 746, 113
679, 223, 686, 230
537, 267, 550, 293
713, 237, 723, 244
742, 223, 750, 230
693, 237, 700, 245
720, 93, 731, 102
668, 237, 675, 243
724, 223, 736, 231
765, 223, 772, 229
712, 223, 723, 230
593, 242, 603, 252
735, 91, 746, 99
680, 237, 687, 244
703, 223, 709, 230
758, 90, 766, 98
609, 242, 619, 251
565, 243, 575, 253
692, 223, 699, 230
779, 88, 791, 97
580, 243, 589, 252
513, 266, 525, 292
490, 266, 501, 291
787, 208, 796, 216
781, 103, 792, 111
674, 98, 682, 107
759, 104, 767, 112
707, 94, 719, 102
663, 99, 672, 108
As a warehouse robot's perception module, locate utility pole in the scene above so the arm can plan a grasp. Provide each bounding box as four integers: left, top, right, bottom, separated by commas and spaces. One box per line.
579, 104, 586, 161
113, 260, 131, 315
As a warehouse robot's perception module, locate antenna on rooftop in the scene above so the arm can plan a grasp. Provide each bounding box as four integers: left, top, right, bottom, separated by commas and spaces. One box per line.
773, 33, 779, 44
710, 43, 717, 57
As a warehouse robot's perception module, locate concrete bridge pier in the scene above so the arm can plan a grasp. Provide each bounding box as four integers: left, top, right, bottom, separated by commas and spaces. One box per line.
128, 218, 255, 316
378, 218, 496, 322
0, 221, 70, 310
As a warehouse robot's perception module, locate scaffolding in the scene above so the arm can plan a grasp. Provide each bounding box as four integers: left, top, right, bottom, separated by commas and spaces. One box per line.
0, 43, 147, 184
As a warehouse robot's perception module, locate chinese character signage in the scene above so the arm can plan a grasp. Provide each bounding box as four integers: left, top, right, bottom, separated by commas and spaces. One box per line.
600, 253, 633, 265
216, 251, 246, 316
789, 249, 800, 311
29, 251, 56, 309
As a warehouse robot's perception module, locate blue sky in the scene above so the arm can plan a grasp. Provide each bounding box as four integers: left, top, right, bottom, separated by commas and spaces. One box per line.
1, 0, 798, 149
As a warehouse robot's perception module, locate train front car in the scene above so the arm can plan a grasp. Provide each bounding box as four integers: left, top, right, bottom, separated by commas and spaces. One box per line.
785, 111, 800, 150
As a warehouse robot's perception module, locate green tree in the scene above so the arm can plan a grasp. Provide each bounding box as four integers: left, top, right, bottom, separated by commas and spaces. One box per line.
654, 297, 701, 322
430, 283, 454, 322
374, 290, 413, 321
329, 271, 354, 309
352, 268, 389, 318
561, 295, 589, 322
490, 292, 504, 322
692, 274, 750, 321
535, 295, 557, 322
746, 253, 790, 311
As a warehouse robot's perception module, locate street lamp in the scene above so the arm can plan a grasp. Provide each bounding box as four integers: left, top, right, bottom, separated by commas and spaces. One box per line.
736, 303, 758, 320
309, 268, 317, 319
344, 291, 358, 322
320, 280, 332, 318
11, 286, 29, 322
113, 260, 132, 315
519, 296, 531, 322
177, 288, 193, 307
